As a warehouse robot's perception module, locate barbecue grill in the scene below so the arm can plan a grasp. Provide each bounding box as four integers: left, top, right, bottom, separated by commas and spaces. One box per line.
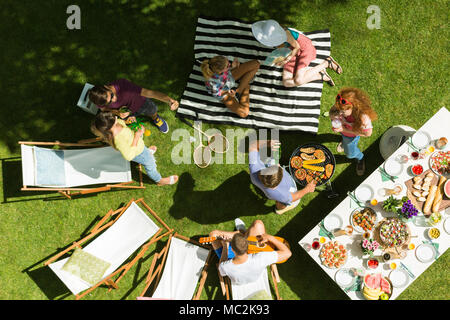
288, 143, 339, 198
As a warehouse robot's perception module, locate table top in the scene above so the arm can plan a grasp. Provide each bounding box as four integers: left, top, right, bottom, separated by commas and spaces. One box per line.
298, 106, 450, 300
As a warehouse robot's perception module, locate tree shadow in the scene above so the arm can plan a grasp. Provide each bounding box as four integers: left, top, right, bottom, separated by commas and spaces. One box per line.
169, 171, 273, 224
0, 0, 306, 154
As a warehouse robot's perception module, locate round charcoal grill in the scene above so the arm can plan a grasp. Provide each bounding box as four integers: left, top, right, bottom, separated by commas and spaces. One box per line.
288, 143, 339, 198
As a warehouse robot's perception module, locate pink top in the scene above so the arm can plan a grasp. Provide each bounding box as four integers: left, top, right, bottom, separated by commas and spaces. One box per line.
341, 114, 373, 137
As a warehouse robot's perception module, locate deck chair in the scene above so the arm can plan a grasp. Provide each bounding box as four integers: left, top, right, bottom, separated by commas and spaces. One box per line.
218, 262, 282, 300
19, 140, 144, 199
137, 233, 213, 300
44, 198, 172, 300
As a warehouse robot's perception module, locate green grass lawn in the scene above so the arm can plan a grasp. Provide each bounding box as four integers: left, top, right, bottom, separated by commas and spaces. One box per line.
0, 0, 449, 300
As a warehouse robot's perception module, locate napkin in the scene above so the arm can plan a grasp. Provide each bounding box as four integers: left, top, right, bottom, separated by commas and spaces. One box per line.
378, 167, 398, 182
319, 220, 335, 240
423, 240, 440, 260
343, 276, 362, 293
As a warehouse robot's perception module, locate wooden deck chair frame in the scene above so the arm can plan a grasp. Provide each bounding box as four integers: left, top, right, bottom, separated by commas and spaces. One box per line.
139, 233, 213, 300
19, 139, 145, 199
218, 262, 282, 300
44, 198, 173, 300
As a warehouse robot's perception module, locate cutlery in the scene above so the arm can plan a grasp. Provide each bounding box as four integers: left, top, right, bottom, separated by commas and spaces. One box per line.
399, 262, 416, 279
347, 191, 363, 207
378, 167, 395, 183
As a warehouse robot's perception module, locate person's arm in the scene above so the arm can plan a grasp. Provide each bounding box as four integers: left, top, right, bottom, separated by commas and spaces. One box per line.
284, 29, 300, 56
291, 180, 316, 202
249, 139, 279, 153
258, 234, 292, 264
141, 88, 179, 110
131, 126, 145, 147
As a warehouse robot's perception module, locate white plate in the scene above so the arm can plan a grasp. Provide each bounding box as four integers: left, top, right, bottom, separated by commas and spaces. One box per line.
429, 150, 450, 178
334, 268, 356, 288
411, 131, 431, 149
415, 243, 436, 263
389, 269, 409, 288
354, 184, 374, 202
384, 158, 404, 176
444, 217, 450, 235
323, 214, 343, 232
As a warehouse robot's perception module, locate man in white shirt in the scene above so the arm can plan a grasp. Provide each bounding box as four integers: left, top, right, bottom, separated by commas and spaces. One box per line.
209, 219, 291, 285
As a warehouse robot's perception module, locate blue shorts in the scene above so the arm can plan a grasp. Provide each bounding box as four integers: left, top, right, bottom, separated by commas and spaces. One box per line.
214, 245, 235, 260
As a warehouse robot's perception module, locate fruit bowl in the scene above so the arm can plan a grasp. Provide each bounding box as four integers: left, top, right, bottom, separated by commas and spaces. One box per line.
361, 273, 392, 300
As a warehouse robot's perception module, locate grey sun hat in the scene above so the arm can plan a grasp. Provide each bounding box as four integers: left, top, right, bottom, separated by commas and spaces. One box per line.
251, 19, 287, 48
379, 125, 416, 160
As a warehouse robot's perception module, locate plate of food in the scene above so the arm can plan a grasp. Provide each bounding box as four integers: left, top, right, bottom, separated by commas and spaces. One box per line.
361, 273, 392, 300
415, 243, 437, 263
384, 158, 404, 177
323, 214, 343, 232
350, 207, 377, 233
354, 184, 375, 203
429, 150, 450, 178
411, 130, 431, 149
378, 218, 410, 248
389, 269, 409, 288
319, 241, 348, 269
334, 268, 356, 288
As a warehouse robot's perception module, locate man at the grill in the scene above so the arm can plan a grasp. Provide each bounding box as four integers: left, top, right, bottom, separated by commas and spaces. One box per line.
249, 140, 316, 215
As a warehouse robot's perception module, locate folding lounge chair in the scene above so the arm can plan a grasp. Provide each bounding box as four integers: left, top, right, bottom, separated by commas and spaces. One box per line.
44, 198, 172, 300
137, 233, 213, 300
218, 262, 282, 300
19, 140, 145, 199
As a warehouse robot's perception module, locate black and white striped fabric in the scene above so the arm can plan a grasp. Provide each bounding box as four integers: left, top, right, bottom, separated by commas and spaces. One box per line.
176, 16, 331, 133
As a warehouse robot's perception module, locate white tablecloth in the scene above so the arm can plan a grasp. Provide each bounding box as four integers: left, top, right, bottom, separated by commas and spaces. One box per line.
298, 106, 450, 300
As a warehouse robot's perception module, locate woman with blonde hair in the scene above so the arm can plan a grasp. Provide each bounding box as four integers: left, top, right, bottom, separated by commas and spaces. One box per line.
91, 111, 178, 186
201, 56, 260, 118
329, 87, 377, 176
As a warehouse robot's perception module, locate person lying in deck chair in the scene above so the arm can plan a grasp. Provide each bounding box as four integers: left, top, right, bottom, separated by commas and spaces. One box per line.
249, 139, 316, 214
210, 219, 291, 286
88, 78, 178, 134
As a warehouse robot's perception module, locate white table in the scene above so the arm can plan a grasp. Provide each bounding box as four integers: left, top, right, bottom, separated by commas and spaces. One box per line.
299, 106, 450, 300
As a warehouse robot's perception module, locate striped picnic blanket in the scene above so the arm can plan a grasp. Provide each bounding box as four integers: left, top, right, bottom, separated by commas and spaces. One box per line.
176, 16, 331, 133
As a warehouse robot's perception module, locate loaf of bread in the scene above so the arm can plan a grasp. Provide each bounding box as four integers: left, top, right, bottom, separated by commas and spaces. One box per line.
432, 176, 447, 213
423, 185, 437, 216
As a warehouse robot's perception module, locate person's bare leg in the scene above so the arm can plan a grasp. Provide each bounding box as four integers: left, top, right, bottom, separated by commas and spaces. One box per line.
245, 220, 266, 238
223, 92, 249, 118
282, 60, 328, 87
231, 60, 260, 95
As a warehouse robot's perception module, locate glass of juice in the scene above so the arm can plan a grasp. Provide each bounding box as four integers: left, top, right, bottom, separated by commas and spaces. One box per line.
390, 262, 397, 270
312, 238, 321, 250
411, 151, 419, 160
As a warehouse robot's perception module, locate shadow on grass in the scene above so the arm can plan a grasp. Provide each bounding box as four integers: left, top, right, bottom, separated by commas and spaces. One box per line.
169, 171, 273, 223
0, 0, 307, 154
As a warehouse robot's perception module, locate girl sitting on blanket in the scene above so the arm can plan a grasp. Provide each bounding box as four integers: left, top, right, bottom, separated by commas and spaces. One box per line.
200, 56, 260, 118
329, 87, 378, 176
251, 19, 342, 87
91, 111, 178, 186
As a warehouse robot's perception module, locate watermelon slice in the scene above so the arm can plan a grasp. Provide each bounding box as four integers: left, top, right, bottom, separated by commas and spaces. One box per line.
444, 180, 450, 199
364, 273, 383, 290
380, 277, 391, 294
